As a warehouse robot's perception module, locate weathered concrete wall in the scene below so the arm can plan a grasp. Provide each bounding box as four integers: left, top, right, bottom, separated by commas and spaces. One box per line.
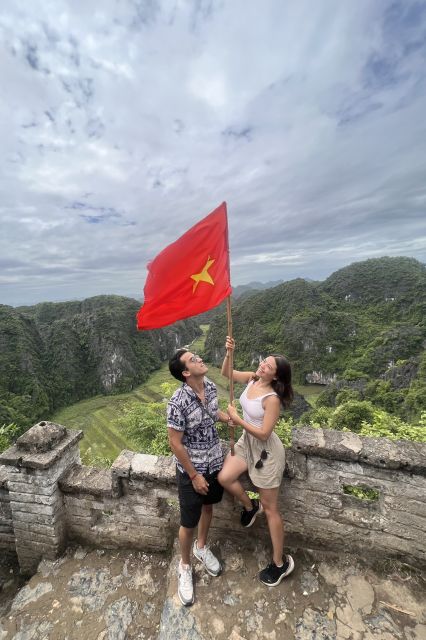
283, 428, 426, 565
0, 422, 425, 574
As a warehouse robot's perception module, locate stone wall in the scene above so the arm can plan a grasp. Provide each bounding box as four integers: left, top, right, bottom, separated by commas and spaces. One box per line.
59, 453, 178, 552
0, 465, 14, 553
0, 422, 425, 574
0, 422, 82, 573
283, 428, 426, 564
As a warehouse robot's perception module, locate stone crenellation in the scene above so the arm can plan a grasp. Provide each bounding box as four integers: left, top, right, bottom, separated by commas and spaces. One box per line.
0, 421, 425, 575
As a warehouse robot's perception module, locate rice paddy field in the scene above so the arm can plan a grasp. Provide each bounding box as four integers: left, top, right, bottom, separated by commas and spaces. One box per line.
51, 368, 171, 464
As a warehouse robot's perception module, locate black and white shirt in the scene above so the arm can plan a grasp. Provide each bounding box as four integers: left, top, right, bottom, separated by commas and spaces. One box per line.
167, 378, 224, 475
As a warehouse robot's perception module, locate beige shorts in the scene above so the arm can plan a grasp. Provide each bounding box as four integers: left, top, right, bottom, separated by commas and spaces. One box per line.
234, 431, 285, 489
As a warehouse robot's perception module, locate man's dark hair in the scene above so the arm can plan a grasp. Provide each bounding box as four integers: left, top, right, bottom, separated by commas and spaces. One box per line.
169, 348, 188, 382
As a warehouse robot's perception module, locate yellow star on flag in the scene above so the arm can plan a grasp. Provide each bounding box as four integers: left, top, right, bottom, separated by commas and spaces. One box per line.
191, 256, 215, 293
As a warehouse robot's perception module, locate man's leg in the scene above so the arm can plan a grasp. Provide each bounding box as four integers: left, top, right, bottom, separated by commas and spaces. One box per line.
192, 488, 222, 577
176, 468, 203, 561
176, 470, 203, 605
197, 503, 212, 549
179, 525, 195, 565
178, 526, 196, 606
177, 504, 201, 607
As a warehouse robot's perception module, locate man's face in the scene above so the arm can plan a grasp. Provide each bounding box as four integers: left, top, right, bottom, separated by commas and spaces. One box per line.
180, 351, 208, 379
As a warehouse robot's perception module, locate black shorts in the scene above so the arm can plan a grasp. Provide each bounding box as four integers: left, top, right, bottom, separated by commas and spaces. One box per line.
176, 469, 224, 529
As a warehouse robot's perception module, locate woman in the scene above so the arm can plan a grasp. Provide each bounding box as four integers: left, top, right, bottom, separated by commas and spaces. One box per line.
218, 336, 295, 586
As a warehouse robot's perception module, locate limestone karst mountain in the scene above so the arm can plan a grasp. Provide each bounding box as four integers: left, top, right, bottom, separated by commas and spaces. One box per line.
0, 295, 201, 429
204, 257, 426, 421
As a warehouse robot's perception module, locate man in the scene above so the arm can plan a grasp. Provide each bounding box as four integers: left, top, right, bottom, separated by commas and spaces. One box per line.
167, 348, 231, 606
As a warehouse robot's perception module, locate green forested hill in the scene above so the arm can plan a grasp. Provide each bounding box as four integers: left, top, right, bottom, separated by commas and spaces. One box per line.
0, 295, 200, 429
205, 257, 426, 421
322, 256, 426, 306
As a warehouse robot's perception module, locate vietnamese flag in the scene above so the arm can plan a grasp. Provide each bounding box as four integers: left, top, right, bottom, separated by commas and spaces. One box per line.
137, 202, 232, 330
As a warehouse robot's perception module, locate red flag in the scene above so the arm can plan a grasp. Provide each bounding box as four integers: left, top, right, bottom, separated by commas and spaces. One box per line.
137, 202, 232, 330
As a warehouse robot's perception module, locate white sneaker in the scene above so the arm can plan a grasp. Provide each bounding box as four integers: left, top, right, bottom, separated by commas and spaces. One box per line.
178, 561, 194, 606
193, 541, 221, 576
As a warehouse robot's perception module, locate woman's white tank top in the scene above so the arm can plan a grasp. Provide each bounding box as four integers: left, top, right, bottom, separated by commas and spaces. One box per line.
239, 381, 278, 428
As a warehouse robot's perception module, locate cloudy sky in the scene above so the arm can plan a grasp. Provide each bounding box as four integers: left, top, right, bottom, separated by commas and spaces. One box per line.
1, 0, 425, 306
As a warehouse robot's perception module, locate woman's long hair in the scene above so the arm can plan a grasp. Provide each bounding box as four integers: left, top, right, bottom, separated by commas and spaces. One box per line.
270, 354, 293, 408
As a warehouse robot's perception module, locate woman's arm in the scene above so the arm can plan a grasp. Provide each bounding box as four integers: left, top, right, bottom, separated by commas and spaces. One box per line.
221, 336, 253, 384
217, 409, 232, 425
227, 395, 281, 442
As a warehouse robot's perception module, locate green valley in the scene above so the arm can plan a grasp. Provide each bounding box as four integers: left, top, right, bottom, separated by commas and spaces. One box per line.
1, 257, 425, 461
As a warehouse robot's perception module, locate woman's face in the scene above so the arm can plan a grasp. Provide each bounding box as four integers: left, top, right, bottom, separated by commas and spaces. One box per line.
255, 356, 277, 382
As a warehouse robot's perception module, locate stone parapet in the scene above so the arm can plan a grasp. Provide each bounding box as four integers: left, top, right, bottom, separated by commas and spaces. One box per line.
0, 423, 425, 574
0, 422, 82, 574
0, 421, 83, 470
59, 464, 113, 497
59, 453, 177, 552
292, 427, 426, 474
283, 429, 426, 565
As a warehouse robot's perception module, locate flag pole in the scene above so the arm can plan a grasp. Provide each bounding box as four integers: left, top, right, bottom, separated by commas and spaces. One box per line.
226, 295, 235, 455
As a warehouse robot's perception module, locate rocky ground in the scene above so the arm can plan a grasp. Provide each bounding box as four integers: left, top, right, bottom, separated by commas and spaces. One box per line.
0, 538, 425, 640
0, 548, 168, 640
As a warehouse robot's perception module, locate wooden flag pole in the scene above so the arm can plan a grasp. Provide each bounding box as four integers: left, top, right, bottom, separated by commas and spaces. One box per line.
226, 296, 235, 455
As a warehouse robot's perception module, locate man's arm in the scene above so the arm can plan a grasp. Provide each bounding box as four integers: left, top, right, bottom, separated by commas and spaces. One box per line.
168, 428, 209, 495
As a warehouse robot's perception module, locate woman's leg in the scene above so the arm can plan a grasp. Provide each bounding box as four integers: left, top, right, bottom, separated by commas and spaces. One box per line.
218, 453, 252, 511
259, 487, 284, 565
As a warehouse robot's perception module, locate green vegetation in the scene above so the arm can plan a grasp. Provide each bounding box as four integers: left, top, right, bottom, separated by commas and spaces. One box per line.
116, 382, 175, 457
293, 384, 323, 407
0, 423, 20, 453
299, 401, 426, 443
50, 364, 184, 464
52, 393, 138, 465
343, 485, 380, 501
190, 324, 210, 354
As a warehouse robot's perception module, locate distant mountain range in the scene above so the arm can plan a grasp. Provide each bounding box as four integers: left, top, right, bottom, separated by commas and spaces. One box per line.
126, 280, 285, 304
231, 280, 284, 298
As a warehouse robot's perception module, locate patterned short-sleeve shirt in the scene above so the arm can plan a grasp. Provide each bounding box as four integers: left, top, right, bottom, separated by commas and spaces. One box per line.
167, 378, 224, 475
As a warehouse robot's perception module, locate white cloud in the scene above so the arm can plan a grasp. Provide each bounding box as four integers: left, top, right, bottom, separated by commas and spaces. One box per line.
0, 0, 425, 306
